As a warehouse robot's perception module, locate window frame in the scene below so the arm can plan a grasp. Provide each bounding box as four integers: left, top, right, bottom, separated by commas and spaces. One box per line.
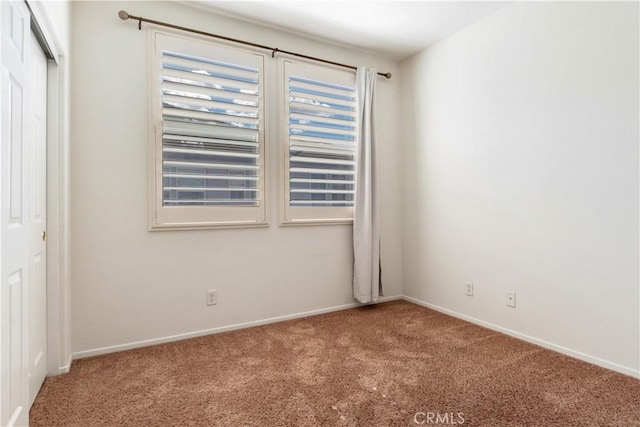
278, 57, 358, 226
149, 30, 269, 231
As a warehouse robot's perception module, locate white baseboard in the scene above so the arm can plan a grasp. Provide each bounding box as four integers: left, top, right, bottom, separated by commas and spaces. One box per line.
72, 295, 403, 360
402, 295, 640, 379
58, 353, 72, 374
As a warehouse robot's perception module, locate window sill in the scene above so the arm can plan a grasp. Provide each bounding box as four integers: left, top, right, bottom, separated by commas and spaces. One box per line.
279, 218, 353, 227
149, 220, 269, 232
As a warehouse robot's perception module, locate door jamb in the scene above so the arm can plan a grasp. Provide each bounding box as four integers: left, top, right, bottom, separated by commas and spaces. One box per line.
24, 0, 71, 376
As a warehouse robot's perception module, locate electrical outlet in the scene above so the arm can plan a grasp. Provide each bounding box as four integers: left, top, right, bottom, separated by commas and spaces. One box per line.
206, 290, 217, 306
465, 282, 474, 296
506, 291, 516, 308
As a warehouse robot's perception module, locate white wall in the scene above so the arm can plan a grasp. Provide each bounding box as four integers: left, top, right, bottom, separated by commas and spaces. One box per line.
402, 1, 639, 375
37, 0, 70, 51
71, 1, 403, 355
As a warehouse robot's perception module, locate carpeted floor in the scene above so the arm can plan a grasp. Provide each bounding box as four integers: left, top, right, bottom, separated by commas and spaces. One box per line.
31, 300, 640, 426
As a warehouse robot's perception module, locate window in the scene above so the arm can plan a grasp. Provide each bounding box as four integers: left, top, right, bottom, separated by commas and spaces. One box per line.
279, 59, 357, 225
150, 32, 267, 230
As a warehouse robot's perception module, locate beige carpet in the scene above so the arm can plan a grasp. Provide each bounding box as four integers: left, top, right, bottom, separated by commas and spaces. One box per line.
31, 301, 640, 426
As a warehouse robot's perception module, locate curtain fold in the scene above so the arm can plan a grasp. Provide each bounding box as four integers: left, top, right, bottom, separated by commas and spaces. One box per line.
353, 67, 381, 304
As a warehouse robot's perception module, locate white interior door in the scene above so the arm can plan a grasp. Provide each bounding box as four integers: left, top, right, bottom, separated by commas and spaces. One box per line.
27, 25, 48, 409
1, 1, 31, 424
1, 1, 48, 425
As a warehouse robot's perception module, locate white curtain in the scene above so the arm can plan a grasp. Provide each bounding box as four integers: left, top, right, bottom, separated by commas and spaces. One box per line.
353, 67, 381, 303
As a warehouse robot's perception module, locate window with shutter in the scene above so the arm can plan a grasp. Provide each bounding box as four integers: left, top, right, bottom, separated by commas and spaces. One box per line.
280, 59, 357, 225
150, 32, 267, 230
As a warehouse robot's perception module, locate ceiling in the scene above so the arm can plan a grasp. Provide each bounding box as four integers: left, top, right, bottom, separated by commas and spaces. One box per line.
197, 1, 506, 60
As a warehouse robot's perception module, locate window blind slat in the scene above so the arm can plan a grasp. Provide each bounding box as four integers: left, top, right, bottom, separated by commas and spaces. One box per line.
290, 144, 355, 156
163, 147, 259, 159
164, 173, 259, 181
164, 134, 258, 148
290, 128, 354, 142
289, 95, 354, 112
290, 189, 354, 194
289, 105, 354, 122
163, 74, 259, 96
289, 201, 354, 206
163, 110, 259, 130
163, 100, 258, 119
290, 135, 355, 149
163, 50, 259, 73
289, 167, 355, 175
290, 156, 354, 167
164, 187, 260, 192
289, 116, 355, 132
163, 199, 259, 205
290, 75, 355, 92
163, 160, 259, 170
290, 178, 354, 185
162, 62, 258, 85
291, 139, 355, 150
162, 87, 259, 107
289, 85, 355, 102
162, 114, 259, 137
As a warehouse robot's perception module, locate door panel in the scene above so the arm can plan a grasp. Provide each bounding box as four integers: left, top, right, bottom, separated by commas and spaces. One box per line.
8, 270, 23, 423
28, 29, 48, 407
9, 74, 24, 223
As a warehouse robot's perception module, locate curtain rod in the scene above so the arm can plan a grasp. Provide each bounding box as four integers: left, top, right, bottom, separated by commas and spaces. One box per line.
117, 10, 392, 79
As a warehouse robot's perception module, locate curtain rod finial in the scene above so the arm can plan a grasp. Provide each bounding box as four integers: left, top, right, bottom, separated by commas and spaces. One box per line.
383, 72, 392, 79
118, 10, 130, 21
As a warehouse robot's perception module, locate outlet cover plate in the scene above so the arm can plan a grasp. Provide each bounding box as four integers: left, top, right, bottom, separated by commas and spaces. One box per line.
206, 290, 217, 306
506, 291, 516, 308
465, 282, 474, 296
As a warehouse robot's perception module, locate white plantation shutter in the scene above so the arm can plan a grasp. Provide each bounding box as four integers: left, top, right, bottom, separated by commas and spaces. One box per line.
281, 59, 357, 224
151, 33, 267, 229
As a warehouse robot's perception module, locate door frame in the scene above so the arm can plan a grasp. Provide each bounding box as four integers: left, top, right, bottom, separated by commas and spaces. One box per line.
23, 0, 71, 376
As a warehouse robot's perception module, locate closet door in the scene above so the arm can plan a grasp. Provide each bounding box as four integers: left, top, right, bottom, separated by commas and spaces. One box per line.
27, 25, 48, 409
1, 0, 49, 424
